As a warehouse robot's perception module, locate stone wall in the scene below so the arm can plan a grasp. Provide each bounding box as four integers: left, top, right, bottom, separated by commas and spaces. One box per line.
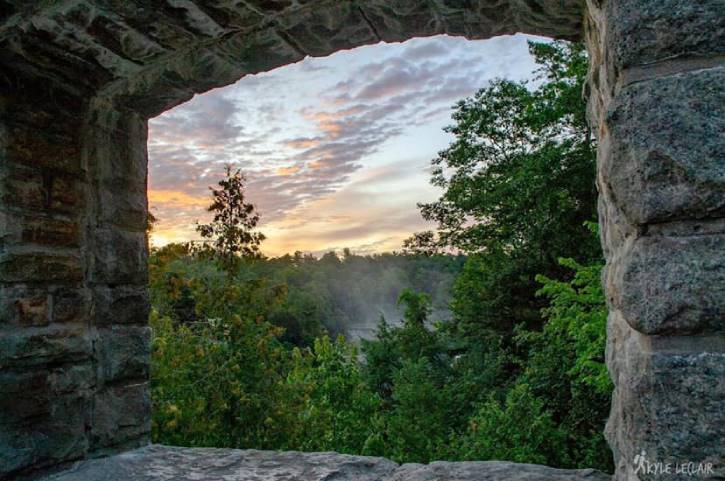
0, 60, 151, 477
585, 1, 724, 479
0, 1, 722, 479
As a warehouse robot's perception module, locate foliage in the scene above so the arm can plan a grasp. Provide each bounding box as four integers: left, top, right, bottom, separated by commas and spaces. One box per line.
151, 309, 294, 448
415, 42, 594, 254
534, 256, 610, 396
407, 40, 600, 339
284, 336, 381, 454
150, 252, 611, 468
149, 39, 613, 474
149, 246, 463, 346
513, 253, 612, 469
459, 383, 563, 465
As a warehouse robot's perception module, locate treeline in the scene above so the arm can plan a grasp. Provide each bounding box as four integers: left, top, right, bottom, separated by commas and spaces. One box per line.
150, 248, 464, 345
149, 40, 613, 472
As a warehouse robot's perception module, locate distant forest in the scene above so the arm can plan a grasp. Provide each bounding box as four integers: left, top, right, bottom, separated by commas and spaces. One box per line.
150, 247, 464, 344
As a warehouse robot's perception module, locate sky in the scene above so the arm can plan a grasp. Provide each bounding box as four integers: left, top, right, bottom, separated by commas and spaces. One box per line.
148, 33, 544, 257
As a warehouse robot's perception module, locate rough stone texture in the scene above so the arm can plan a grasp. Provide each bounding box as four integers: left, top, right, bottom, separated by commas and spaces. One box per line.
586, 0, 725, 479
389, 460, 611, 481
604, 68, 725, 226
37, 445, 610, 481
1, 0, 723, 480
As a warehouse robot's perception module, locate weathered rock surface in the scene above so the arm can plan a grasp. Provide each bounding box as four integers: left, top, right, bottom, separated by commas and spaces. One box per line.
388, 460, 611, 481
38, 445, 610, 481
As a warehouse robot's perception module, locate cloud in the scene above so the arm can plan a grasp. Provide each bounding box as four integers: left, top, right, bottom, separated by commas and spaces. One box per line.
148, 34, 542, 254
403, 40, 450, 60
149, 94, 242, 146
148, 189, 209, 209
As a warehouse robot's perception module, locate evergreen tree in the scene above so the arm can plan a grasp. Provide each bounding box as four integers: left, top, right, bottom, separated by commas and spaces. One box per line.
196, 164, 266, 269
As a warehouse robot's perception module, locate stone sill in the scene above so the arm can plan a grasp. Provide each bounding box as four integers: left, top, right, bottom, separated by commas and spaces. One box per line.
37, 444, 610, 481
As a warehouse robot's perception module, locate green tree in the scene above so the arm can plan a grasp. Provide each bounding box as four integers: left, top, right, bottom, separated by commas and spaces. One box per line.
150, 308, 294, 449
459, 383, 563, 465
362, 290, 444, 401
408, 40, 600, 338
196, 164, 266, 268
513, 251, 612, 470
284, 335, 381, 454
384, 358, 452, 463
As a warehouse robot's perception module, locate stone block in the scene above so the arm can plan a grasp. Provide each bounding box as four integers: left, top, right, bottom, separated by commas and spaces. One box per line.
48, 363, 95, 394
605, 312, 724, 480
605, 0, 725, 71
2, 74, 86, 133
28, 445, 613, 481
389, 460, 610, 480
92, 228, 148, 285
117, 82, 194, 120
11, 296, 48, 326
87, 1, 202, 52
21, 215, 81, 247
82, 11, 169, 64
0, 162, 86, 215
607, 233, 724, 335
214, 28, 304, 79
95, 325, 150, 383
504, 0, 584, 40
99, 183, 147, 231
276, 3, 378, 57
0, 251, 84, 283
175, 1, 264, 33
93, 285, 150, 325
5, 127, 82, 174
242, 0, 299, 15
92, 113, 148, 185
0, 210, 11, 249
0, 370, 50, 425
52, 287, 92, 324
0, 362, 93, 476
155, 45, 249, 98
357, 1, 442, 42
91, 382, 150, 450
604, 68, 725, 225
0, 326, 90, 368
0, 385, 91, 476
0, 421, 89, 478
0, 285, 49, 327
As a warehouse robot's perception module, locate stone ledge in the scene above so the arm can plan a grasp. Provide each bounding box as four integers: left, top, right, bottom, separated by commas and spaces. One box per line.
37, 445, 610, 481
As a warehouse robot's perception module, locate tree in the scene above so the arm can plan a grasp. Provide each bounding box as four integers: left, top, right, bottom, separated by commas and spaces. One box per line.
196, 164, 266, 268
459, 383, 563, 465
407, 40, 600, 338
402, 231, 441, 256
512, 248, 612, 470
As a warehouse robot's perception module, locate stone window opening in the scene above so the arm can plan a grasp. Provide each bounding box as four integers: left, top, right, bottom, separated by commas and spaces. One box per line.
0, 1, 722, 480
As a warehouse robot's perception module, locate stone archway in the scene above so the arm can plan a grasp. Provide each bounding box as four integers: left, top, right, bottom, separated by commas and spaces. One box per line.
0, 1, 722, 479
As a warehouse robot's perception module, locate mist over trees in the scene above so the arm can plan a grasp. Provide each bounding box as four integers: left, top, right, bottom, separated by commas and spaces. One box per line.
151, 246, 463, 345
